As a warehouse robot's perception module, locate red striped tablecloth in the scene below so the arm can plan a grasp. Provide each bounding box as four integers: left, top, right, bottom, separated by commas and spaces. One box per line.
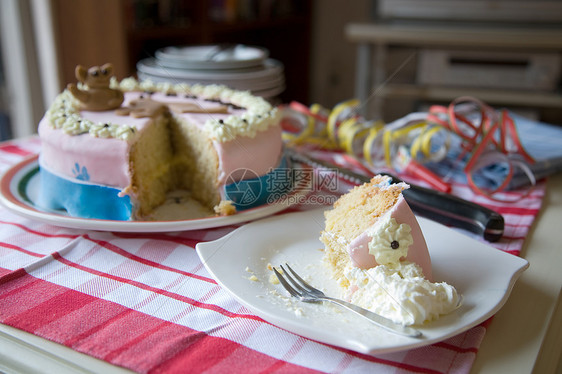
0, 137, 546, 373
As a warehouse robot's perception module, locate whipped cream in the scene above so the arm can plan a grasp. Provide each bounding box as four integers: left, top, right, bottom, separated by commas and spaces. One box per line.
344, 262, 460, 325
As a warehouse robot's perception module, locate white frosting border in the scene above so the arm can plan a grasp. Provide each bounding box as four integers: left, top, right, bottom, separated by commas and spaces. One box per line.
117, 78, 278, 142
45, 77, 278, 143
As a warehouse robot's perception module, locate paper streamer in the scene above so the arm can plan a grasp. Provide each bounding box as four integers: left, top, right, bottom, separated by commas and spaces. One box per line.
280, 97, 535, 200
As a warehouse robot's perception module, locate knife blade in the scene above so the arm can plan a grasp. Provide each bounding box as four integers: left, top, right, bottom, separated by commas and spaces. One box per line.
288, 150, 504, 242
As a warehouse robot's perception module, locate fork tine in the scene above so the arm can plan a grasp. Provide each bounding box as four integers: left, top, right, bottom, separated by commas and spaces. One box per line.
276, 265, 422, 337
283, 264, 323, 295
279, 265, 304, 292
273, 267, 302, 298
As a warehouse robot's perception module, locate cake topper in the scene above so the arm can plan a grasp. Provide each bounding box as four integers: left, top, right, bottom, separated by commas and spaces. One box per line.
115, 95, 229, 118
166, 102, 229, 114
115, 95, 167, 118
67, 63, 124, 111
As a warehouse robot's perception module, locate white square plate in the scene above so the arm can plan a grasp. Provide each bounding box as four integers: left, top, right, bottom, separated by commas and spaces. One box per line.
196, 208, 528, 354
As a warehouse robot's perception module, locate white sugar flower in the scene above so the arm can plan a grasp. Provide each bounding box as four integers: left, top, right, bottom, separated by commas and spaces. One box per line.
368, 216, 413, 266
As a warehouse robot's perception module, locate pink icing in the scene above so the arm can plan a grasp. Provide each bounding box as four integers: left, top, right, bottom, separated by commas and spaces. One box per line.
215, 124, 282, 183
347, 195, 433, 280
38, 91, 283, 189
39, 122, 132, 187
149, 92, 245, 127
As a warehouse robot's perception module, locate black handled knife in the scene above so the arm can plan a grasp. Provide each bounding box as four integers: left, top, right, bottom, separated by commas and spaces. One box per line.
288, 151, 504, 242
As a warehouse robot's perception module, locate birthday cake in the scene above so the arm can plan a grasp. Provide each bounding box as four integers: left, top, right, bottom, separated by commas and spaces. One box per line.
320, 175, 460, 325
37, 64, 288, 220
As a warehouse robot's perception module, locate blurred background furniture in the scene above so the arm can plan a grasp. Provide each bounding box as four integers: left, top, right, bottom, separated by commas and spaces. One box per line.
347, 0, 562, 124
347, 23, 562, 122
1, 0, 561, 136
1, 0, 322, 139
52, 0, 312, 104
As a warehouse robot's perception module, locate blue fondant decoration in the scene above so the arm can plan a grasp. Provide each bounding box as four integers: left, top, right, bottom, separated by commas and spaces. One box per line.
38, 167, 132, 220
223, 155, 292, 211
38, 153, 293, 220
72, 163, 90, 181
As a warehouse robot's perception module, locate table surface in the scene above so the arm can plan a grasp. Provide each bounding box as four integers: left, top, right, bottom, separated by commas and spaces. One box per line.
472, 173, 562, 374
0, 169, 561, 373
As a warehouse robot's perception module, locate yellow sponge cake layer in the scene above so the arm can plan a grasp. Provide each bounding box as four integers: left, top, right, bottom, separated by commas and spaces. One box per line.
321, 176, 405, 284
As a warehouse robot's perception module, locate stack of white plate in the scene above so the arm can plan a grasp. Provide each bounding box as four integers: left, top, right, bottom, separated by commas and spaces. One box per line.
137, 44, 285, 100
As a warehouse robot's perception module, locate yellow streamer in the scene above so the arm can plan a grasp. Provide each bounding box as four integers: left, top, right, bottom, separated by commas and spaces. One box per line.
281, 100, 451, 168
326, 99, 360, 143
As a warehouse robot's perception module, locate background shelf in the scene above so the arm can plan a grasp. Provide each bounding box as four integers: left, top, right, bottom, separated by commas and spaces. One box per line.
52, 0, 312, 103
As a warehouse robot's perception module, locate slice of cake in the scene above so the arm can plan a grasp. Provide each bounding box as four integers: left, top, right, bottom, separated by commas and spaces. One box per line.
320, 175, 461, 325
37, 64, 289, 220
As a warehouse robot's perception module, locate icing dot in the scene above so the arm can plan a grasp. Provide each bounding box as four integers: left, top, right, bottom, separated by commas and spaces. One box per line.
391, 240, 400, 249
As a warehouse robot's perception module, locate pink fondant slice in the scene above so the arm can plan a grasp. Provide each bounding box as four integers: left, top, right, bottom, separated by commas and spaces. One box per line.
347, 195, 433, 280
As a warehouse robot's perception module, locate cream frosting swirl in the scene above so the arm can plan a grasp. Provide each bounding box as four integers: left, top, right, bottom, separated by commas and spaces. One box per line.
46, 90, 136, 141
45, 77, 277, 143
368, 216, 413, 266
344, 263, 460, 325
114, 78, 277, 142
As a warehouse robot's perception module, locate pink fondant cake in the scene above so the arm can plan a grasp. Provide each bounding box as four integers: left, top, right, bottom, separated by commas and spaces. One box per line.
37, 64, 287, 220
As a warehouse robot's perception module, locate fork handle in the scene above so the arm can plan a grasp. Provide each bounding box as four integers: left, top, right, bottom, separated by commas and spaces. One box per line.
321, 296, 422, 338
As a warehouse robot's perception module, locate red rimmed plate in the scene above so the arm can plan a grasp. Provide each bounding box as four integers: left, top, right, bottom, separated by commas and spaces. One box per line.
0, 155, 310, 232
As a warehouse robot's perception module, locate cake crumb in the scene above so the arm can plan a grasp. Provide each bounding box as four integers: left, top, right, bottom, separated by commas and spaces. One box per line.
214, 200, 236, 216
249, 275, 259, 282
268, 264, 283, 284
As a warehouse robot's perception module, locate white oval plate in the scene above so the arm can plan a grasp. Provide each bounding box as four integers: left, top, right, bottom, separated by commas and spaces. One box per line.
155, 45, 269, 70
0, 156, 308, 232
196, 208, 529, 355
137, 57, 283, 81
137, 70, 285, 93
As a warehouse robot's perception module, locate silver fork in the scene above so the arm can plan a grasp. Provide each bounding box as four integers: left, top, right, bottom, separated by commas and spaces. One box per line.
274, 264, 422, 338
